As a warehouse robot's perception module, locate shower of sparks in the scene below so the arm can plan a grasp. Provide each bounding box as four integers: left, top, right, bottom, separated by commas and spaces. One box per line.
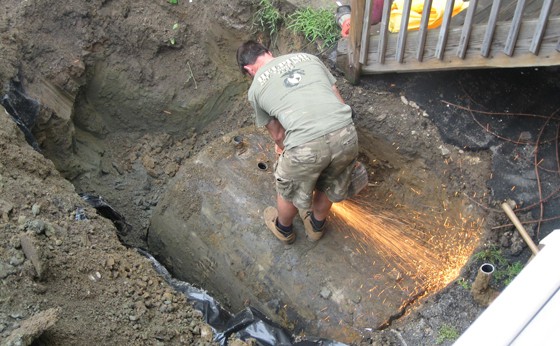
331, 199, 482, 292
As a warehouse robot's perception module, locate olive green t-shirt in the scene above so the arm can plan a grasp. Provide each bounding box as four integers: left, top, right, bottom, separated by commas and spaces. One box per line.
248, 53, 352, 150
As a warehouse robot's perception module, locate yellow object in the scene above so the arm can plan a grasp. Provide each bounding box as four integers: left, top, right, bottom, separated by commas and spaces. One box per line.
389, 0, 469, 33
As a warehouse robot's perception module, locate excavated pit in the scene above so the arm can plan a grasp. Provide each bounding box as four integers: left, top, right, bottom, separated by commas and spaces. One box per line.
5, 0, 560, 343
2, 16, 488, 344
6, 59, 489, 343
2, 51, 494, 343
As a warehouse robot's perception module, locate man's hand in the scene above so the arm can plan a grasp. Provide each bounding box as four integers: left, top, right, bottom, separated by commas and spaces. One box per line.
275, 143, 284, 156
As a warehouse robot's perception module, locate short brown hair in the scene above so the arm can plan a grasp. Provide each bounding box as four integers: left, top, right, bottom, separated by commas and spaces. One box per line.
236, 40, 270, 75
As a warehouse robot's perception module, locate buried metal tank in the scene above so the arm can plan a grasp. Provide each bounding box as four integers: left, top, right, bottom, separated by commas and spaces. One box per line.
147, 126, 478, 342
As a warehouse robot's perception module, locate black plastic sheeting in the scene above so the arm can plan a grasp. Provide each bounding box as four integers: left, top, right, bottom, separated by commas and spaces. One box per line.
80, 193, 132, 236
80, 193, 347, 346
138, 249, 347, 346
2, 79, 41, 151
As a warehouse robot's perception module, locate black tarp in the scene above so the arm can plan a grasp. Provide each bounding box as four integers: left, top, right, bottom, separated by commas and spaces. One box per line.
2, 79, 41, 151
138, 249, 347, 346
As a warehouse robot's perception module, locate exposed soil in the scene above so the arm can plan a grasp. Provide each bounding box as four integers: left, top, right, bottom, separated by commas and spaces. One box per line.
1, 0, 558, 345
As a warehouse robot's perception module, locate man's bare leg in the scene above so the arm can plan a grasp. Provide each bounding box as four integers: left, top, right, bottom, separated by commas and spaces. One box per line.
276, 194, 298, 227
311, 190, 332, 221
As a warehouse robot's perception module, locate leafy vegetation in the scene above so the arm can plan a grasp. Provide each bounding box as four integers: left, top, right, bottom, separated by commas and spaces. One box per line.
473, 246, 524, 286
252, 1, 341, 49
456, 277, 470, 290
473, 246, 507, 266
253, 0, 283, 37
286, 7, 340, 49
495, 261, 524, 285
436, 324, 459, 344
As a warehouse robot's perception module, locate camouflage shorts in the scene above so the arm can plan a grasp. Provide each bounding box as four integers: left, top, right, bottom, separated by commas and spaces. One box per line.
274, 124, 359, 209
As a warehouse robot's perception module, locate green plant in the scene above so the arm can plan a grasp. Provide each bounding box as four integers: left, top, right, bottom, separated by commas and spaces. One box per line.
253, 0, 283, 37
456, 277, 470, 290
286, 7, 340, 49
169, 23, 179, 45
168, 0, 178, 4
496, 261, 524, 285
473, 247, 524, 286
473, 246, 507, 266
436, 324, 459, 344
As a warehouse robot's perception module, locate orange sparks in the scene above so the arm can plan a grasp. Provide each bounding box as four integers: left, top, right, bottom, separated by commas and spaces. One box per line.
331, 199, 480, 292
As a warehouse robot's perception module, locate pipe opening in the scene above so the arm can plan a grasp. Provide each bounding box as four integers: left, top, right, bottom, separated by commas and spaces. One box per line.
233, 135, 243, 145
480, 263, 495, 274
257, 162, 268, 171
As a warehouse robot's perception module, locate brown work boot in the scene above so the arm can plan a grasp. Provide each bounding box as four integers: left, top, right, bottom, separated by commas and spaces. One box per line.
264, 207, 296, 244
299, 209, 325, 242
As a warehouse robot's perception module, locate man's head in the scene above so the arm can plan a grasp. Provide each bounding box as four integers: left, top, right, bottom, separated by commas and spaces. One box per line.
237, 40, 272, 77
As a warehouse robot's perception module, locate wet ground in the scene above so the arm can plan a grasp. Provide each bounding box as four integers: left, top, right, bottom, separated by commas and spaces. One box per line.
370, 66, 560, 242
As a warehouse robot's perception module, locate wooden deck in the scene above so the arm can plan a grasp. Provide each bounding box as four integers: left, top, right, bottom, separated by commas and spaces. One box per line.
337, 0, 560, 83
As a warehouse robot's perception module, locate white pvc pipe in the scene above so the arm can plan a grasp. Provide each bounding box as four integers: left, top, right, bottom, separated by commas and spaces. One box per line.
454, 229, 560, 346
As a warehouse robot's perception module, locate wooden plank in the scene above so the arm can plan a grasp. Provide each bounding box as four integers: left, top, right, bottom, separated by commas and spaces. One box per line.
362, 53, 560, 73
504, 0, 527, 56
474, 0, 501, 24
377, 0, 393, 64
361, 18, 560, 73
482, 0, 503, 57
396, 0, 413, 63
347, 0, 366, 84
530, 0, 553, 55
525, 0, 552, 18
416, 0, 434, 61
498, 0, 522, 21
435, 0, 456, 60
359, 0, 374, 64
457, 0, 479, 59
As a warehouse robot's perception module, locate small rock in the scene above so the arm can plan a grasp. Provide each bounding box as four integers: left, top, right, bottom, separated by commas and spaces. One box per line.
28, 220, 46, 235
141, 155, 156, 170
164, 162, 179, 177
20, 234, 45, 278
4, 308, 61, 346
351, 294, 362, 304
31, 204, 41, 216
32, 283, 48, 294
0, 199, 14, 220
519, 131, 532, 142
106, 256, 116, 269
162, 292, 174, 303
320, 287, 332, 299
400, 95, 408, 105
9, 236, 21, 249
9, 253, 25, 266
439, 145, 451, 157
200, 324, 213, 341
0, 261, 16, 279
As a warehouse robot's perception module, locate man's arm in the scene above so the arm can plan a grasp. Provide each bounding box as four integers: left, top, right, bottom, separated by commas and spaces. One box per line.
332, 84, 346, 104
265, 118, 286, 151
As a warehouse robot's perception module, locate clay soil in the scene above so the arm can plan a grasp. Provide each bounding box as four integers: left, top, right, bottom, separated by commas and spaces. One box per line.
1, 0, 558, 345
